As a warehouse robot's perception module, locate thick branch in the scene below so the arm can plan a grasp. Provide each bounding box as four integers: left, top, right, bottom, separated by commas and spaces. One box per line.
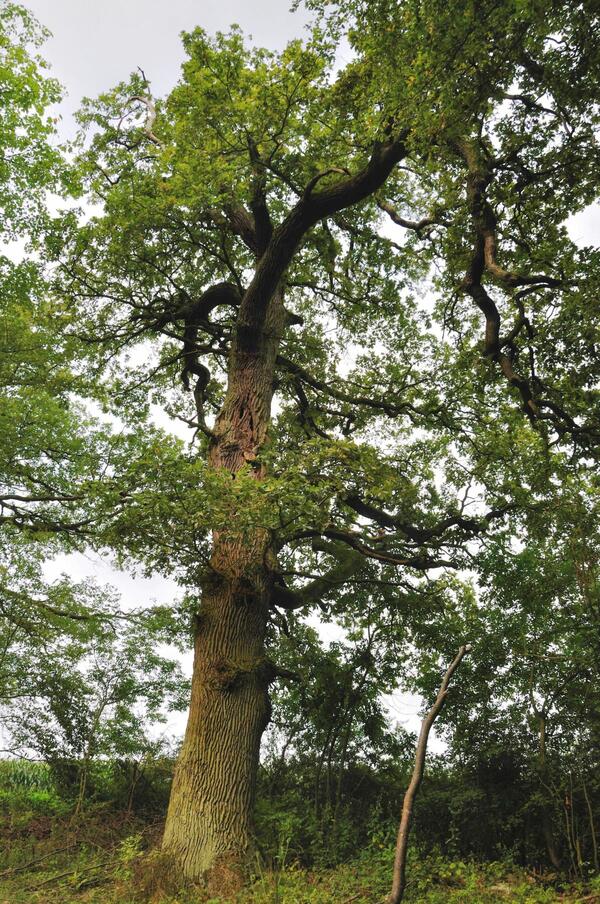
272, 539, 364, 610
236, 133, 409, 345
219, 204, 261, 255
247, 135, 273, 254
344, 493, 510, 543
290, 527, 454, 570
456, 138, 562, 420
378, 199, 449, 235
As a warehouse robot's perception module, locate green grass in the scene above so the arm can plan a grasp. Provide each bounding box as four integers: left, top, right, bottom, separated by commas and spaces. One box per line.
234, 850, 600, 904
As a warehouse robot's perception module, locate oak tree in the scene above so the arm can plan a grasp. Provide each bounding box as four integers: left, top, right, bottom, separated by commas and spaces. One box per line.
46, 0, 600, 888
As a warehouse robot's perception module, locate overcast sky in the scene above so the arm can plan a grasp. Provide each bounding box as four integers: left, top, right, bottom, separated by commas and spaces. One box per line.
26, 1, 598, 747
26, 0, 310, 139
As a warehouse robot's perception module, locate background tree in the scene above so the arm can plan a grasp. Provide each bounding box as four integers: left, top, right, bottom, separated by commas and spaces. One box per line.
404, 477, 600, 872
260, 616, 411, 864
0, 1, 189, 644
1, 606, 189, 815
0, 2, 93, 546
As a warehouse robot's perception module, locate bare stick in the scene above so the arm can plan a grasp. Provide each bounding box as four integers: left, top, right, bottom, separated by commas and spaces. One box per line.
0, 843, 79, 877
388, 644, 471, 904
129, 95, 160, 145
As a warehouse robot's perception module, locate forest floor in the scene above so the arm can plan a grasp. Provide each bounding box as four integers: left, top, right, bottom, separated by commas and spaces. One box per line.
0, 796, 598, 904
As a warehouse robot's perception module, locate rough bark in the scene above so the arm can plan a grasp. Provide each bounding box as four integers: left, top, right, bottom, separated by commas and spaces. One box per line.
162, 292, 286, 890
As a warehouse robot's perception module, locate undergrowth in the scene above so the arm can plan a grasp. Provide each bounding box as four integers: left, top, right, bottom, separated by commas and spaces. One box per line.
1, 821, 598, 903
0, 779, 597, 903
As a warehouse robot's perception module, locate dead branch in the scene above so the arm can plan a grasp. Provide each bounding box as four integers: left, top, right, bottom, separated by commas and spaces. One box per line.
388, 644, 472, 904
123, 95, 161, 146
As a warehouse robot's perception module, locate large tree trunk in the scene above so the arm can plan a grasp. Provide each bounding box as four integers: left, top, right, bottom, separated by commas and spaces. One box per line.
162, 293, 285, 890
161, 535, 273, 888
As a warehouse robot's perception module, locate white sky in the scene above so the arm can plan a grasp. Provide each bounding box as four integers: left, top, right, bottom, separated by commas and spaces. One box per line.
26, 0, 600, 752
27, 0, 310, 138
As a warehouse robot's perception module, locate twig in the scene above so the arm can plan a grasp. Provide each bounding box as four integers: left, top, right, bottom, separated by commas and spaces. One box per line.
29, 859, 112, 890
0, 843, 79, 876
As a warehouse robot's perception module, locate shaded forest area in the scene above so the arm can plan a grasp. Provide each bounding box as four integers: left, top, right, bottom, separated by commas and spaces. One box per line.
1, 0, 600, 901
